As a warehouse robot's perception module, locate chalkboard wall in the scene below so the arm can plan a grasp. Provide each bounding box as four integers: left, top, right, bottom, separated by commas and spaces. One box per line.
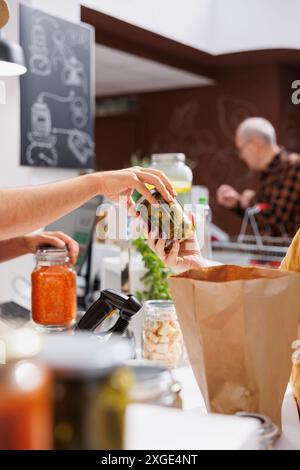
20, 4, 95, 169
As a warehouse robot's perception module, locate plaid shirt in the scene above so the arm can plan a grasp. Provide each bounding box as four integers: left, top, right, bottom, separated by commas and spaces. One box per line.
252, 149, 300, 238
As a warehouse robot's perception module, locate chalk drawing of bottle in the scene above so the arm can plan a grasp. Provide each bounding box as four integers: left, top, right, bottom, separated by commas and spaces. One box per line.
26, 98, 58, 166
26, 91, 75, 166
26, 90, 94, 167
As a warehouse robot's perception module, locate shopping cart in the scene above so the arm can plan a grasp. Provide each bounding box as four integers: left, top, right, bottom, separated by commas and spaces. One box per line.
212, 203, 291, 268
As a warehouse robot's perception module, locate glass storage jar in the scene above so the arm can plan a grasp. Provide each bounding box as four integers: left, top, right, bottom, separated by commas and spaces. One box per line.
40, 333, 133, 450
133, 188, 195, 253
127, 361, 182, 408
31, 247, 76, 331
0, 327, 52, 450
142, 300, 184, 368
150, 153, 193, 206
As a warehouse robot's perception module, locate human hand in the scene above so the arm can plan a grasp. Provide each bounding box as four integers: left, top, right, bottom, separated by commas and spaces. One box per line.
240, 189, 256, 209
216, 184, 241, 209
144, 213, 204, 272
23, 231, 79, 264
97, 167, 176, 213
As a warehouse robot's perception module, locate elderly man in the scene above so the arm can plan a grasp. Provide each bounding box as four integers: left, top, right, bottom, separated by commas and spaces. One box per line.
216, 117, 300, 238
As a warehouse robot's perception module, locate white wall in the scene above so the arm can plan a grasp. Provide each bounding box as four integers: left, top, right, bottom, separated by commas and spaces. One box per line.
0, 0, 81, 302
82, 0, 214, 52
82, 0, 300, 53
212, 0, 300, 54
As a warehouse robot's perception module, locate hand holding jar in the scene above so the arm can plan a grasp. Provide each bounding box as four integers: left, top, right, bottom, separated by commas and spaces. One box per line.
31, 247, 76, 330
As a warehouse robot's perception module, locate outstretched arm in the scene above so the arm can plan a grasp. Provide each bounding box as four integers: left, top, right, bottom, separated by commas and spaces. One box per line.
0, 168, 175, 241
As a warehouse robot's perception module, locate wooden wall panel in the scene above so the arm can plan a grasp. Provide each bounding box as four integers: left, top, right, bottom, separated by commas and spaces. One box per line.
95, 64, 300, 234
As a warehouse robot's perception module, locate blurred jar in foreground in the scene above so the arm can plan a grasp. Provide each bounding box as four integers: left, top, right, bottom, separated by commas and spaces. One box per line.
127, 361, 182, 408
142, 300, 184, 368
150, 153, 193, 206
40, 333, 133, 450
31, 247, 76, 331
0, 327, 52, 450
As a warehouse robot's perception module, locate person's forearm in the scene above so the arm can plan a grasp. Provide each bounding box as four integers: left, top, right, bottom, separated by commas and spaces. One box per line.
0, 173, 100, 240
0, 237, 28, 262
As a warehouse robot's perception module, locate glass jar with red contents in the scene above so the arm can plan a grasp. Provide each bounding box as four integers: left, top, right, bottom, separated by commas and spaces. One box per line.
31, 247, 76, 331
0, 327, 52, 450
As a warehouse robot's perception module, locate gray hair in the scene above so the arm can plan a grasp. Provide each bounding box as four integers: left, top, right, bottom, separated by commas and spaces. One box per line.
237, 117, 277, 145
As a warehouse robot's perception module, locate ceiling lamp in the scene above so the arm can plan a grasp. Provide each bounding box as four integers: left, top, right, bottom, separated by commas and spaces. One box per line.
0, 36, 27, 76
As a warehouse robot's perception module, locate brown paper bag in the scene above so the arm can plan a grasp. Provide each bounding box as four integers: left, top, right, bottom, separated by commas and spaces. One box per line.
168, 265, 300, 428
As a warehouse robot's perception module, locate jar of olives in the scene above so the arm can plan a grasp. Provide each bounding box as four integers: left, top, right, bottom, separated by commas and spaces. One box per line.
132, 189, 195, 252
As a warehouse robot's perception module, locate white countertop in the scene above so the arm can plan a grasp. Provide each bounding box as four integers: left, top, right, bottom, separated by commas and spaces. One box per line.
126, 364, 300, 450
173, 365, 300, 450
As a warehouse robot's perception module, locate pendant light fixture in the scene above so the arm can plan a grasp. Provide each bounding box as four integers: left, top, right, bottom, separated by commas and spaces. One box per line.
0, 36, 26, 76
0, 0, 27, 76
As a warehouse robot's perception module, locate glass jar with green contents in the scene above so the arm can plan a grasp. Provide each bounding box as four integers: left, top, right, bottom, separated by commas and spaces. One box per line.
133, 189, 195, 253
40, 333, 133, 450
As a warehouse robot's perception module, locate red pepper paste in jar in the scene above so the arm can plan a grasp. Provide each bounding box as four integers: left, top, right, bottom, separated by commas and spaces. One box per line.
31, 247, 76, 330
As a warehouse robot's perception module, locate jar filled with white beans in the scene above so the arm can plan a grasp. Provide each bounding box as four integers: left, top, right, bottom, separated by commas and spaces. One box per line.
142, 300, 184, 368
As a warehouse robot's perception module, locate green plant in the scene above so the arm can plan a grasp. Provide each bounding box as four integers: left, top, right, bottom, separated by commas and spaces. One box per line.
132, 236, 171, 302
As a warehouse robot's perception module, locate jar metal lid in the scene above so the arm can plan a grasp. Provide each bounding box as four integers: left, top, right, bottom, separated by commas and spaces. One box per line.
40, 333, 133, 378
144, 300, 175, 309
36, 246, 70, 264
151, 153, 186, 163
143, 300, 176, 320
236, 412, 280, 449
126, 360, 181, 402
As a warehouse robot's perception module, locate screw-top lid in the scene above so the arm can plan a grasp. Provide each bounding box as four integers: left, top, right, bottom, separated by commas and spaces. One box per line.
151, 153, 186, 163
36, 246, 70, 264
125, 361, 178, 402
40, 333, 133, 378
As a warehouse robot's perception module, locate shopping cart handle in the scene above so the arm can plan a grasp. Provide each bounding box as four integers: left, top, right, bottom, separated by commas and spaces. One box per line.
255, 203, 270, 212
247, 203, 270, 215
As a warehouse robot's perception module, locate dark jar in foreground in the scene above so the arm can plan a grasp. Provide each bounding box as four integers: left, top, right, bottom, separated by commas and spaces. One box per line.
31, 247, 76, 331
40, 333, 133, 450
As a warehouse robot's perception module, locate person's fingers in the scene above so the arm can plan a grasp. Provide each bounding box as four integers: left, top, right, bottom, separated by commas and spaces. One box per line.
140, 168, 177, 197
129, 176, 158, 205
142, 221, 149, 236
154, 238, 167, 259
188, 211, 196, 227
147, 227, 158, 250
189, 257, 204, 269
147, 236, 156, 251
127, 197, 138, 216
36, 235, 65, 250
164, 240, 180, 265
138, 171, 174, 202
45, 231, 79, 264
